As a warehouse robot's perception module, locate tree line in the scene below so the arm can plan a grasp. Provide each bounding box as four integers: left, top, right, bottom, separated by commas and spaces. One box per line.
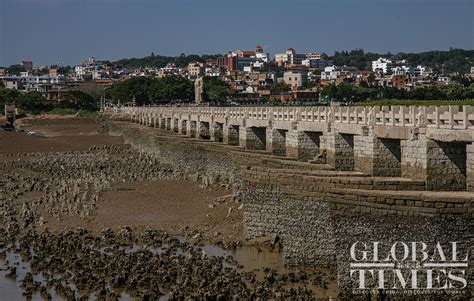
111, 48, 473, 73
326, 48, 473, 73
112, 53, 222, 69
106, 76, 231, 105
320, 82, 474, 103
3, 48, 472, 75
0, 86, 98, 115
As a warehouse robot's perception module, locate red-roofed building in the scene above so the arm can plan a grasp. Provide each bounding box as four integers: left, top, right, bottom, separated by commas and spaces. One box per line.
218, 45, 269, 72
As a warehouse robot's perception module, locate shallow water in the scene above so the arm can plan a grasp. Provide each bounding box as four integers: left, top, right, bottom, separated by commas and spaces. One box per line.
0, 241, 338, 300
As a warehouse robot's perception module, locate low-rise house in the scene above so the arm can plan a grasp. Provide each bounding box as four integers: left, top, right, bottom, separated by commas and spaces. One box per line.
283, 70, 307, 89
187, 62, 204, 77
372, 58, 392, 73
321, 65, 357, 81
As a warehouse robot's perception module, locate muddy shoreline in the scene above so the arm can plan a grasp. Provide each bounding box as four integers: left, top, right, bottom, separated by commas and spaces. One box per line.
0, 116, 338, 300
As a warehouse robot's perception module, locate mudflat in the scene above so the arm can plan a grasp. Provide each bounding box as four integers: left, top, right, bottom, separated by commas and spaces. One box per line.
0, 116, 337, 300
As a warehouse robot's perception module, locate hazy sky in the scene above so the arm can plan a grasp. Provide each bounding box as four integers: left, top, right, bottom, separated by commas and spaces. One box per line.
0, 0, 473, 67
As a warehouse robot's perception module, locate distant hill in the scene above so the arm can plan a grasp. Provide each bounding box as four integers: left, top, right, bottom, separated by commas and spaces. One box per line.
111, 48, 474, 73
325, 48, 474, 73
112, 53, 222, 69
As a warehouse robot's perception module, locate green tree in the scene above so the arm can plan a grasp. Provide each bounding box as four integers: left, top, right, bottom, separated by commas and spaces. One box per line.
320, 84, 338, 101
203, 77, 232, 102
271, 82, 290, 94
107, 77, 154, 105
60, 91, 98, 110
148, 75, 194, 102
6, 64, 26, 76
446, 84, 464, 100
15, 91, 52, 113
462, 83, 474, 99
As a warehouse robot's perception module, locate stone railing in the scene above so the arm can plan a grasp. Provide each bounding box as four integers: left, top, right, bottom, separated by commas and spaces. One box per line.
114, 105, 474, 130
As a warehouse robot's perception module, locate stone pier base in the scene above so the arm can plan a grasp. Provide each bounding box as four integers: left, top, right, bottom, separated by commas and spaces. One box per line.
327, 131, 354, 171
240, 127, 266, 150
211, 123, 224, 142
224, 125, 240, 146
286, 130, 322, 161
267, 129, 287, 156
354, 136, 401, 176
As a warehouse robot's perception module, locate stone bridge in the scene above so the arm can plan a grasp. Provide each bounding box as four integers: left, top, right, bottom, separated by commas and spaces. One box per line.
111, 105, 474, 192
106, 106, 473, 282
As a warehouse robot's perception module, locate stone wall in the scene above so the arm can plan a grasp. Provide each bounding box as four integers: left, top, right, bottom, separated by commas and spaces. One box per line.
189, 121, 197, 138
243, 183, 336, 267
373, 138, 402, 177
286, 130, 322, 161
179, 120, 187, 135
108, 122, 240, 192
266, 129, 287, 156
242, 167, 472, 219
107, 120, 472, 281
225, 125, 240, 146
426, 140, 467, 191
354, 135, 374, 174
327, 132, 354, 171
173, 118, 179, 132
211, 122, 224, 142
198, 121, 210, 140
354, 135, 401, 177
240, 127, 266, 150
401, 136, 428, 181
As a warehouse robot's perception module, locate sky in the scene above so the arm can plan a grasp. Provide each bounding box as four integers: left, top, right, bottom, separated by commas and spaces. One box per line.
0, 0, 473, 67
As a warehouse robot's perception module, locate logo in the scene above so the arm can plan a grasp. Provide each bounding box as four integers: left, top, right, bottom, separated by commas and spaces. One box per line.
349, 241, 469, 295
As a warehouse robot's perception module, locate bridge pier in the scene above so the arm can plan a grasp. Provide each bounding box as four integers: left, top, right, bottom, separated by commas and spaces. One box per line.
179, 120, 187, 135
327, 131, 355, 171
159, 117, 165, 129
198, 121, 211, 140
426, 140, 467, 191
267, 128, 287, 156
121, 105, 474, 191
402, 135, 469, 191
224, 125, 240, 146
353, 134, 402, 177
189, 121, 197, 138
286, 130, 322, 161
147, 115, 152, 127
240, 126, 266, 150
211, 122, 224, 142
172, 118, 179, 132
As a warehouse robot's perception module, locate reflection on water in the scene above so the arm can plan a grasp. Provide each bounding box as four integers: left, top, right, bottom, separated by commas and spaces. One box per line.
202, 244, 338, 298
0, 245, 137, 301
1, 241, 337, 300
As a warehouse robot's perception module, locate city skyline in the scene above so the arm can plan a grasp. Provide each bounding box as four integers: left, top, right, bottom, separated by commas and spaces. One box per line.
1, 0, 473, 66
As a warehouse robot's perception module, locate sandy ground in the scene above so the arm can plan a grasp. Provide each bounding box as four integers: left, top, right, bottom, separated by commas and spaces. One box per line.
1, 117, 123, 154
3, 116, 244, 243
38, 180, 244, 242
